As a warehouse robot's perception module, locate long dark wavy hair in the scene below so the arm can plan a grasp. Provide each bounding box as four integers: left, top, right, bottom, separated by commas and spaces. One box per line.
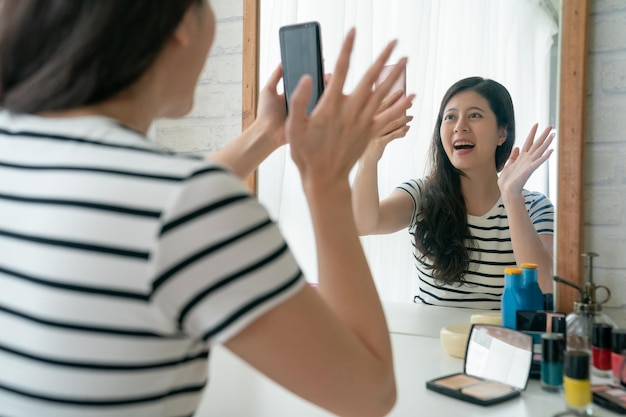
415, 77, 515, 286
0, 0, 203, 114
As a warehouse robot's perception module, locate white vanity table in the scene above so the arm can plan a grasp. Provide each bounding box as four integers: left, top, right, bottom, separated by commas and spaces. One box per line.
197, 302, 625, 416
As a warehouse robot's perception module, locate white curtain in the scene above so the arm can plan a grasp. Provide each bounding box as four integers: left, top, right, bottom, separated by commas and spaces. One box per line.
257, 0, 558, 302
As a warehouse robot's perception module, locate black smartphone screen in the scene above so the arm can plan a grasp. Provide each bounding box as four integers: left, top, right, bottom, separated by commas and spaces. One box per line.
279, 21, 325, 116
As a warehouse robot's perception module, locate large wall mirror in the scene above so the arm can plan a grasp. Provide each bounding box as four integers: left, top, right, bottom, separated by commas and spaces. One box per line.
242, 0, 588, 312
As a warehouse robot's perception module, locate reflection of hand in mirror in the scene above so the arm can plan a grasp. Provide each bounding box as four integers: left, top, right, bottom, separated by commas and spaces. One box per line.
376, 63, 406, 100
252, 1, 590, 309
361, 90, 414, 162
353, 77, 555, 306
497, 123, 555, 293
285, 29, 413, 184
497, 123, 555, 198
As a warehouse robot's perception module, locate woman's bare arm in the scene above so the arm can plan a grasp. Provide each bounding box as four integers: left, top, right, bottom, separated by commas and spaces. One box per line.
225, 30, 414, 417
499, 124, 555, 292
352, 92, 414, 235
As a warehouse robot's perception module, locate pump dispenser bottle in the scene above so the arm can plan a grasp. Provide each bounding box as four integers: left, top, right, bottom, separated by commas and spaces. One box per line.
553, 252, 615, 352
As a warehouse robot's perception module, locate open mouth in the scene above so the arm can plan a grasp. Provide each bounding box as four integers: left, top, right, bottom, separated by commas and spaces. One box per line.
454, 141, 475, 150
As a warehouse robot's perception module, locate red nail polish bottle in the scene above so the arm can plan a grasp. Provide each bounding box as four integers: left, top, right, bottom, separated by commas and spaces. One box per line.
612, 329, 626, 385
592, 323, 612, 377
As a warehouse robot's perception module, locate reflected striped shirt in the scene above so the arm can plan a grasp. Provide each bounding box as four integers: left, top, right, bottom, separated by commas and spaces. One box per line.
398, 178, 554, 310
0, 111, 304, 417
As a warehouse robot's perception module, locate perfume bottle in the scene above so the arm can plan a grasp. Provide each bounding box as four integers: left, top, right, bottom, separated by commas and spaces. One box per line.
554, 252, 616, 353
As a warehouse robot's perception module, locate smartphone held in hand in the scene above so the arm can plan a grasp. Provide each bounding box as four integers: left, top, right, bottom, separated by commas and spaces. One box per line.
279, 21, 325, 116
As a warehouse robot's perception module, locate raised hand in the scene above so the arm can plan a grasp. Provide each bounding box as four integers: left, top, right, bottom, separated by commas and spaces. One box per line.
363, 90, 414, 162
285, 28, 413, 188
498, 123, 555, 197
255, 64, 288, 149
206, 64, 291, 179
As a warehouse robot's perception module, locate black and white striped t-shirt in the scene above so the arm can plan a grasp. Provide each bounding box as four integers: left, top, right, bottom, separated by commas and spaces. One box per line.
398, 178, 554, 310
0, 111, 305, 417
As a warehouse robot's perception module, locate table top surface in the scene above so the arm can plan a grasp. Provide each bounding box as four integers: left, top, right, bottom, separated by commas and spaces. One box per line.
389, 333, 618, 417
199, 302, 626, 417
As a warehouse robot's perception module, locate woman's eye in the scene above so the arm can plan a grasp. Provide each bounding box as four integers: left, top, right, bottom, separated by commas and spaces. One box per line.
469, 112, 482, 119
443, 114, 455, 121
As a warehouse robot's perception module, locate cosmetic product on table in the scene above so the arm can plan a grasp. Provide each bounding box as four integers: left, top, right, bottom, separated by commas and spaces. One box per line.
564, 350, 592, 415
439, 323, 471, 359
544, 292, 555, 311
515, 310, 566, 378
503, 264, 546, 333
427, 324, 533, 406
552, 315, 567, 338
470, 312, 502, 326
541, 333, 564, 392
553, 252, 615, 352
440, 314, 503, 359
502, 268, 524, 329
592, 384, 626, 414
592, 323, 613, 378
521, 263, 544, 311
612, 330, 626, 386
517, 310, 566, 344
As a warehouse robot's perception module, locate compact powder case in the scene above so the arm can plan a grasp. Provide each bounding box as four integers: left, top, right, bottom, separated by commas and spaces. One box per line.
427, 324, 533, 406
592, 385, 626, 414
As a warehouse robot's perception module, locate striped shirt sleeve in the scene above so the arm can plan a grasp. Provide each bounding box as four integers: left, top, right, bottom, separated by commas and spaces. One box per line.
397, 178, 423, 230
150, 165, 305, 345
524, 190, 554, 235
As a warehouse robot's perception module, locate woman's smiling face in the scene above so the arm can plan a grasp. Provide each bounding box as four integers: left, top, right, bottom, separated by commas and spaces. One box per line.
439, 90, 507, 174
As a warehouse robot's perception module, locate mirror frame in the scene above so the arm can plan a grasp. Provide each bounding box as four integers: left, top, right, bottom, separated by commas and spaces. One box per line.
241, 0, 589, 312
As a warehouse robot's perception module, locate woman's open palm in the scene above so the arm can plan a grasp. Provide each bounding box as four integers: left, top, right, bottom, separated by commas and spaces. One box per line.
285, 29, 413, 187
498, 124, 555, 197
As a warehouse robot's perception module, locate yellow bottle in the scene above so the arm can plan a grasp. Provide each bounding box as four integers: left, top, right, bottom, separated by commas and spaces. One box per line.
564, 351, 592, 415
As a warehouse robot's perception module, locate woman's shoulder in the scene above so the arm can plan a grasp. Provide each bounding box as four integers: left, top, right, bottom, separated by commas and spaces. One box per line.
521, 189, 553, 205
396, 178, 425, 194
520, 189, 554, 219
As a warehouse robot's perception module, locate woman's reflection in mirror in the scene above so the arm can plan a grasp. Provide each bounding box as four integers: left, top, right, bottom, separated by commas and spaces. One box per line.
352, 77, 554, 310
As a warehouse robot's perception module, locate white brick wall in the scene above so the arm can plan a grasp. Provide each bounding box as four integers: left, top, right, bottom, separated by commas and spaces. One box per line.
586, 1, 626, 308
153, 1, 626, 310
153, 0, 243, 156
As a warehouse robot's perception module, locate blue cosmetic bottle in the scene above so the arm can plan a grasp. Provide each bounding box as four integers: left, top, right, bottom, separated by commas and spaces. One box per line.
502, 267, 524, 329
521, 263, 544, 310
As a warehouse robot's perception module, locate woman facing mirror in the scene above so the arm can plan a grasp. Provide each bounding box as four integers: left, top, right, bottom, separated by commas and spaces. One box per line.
256, 0, 559, 303
353, 76, 555, 309
0, 1, 413, 415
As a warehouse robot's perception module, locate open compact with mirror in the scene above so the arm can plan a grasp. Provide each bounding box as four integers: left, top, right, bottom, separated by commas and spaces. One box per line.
426, 324, 533, 406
